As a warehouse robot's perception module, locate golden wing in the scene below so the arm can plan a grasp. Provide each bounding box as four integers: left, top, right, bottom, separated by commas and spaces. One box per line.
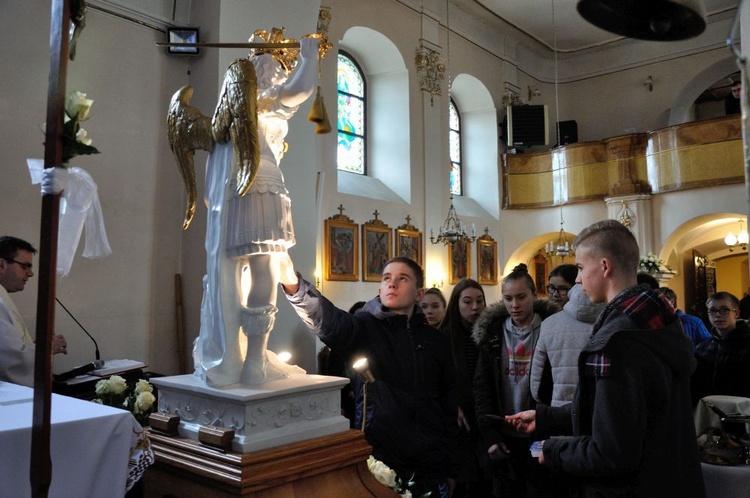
212, 58, 260, 197
167, 86, 214, 230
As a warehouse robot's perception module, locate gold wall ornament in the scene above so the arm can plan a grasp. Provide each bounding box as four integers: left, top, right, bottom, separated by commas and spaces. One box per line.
415, 45, 445, 104
617, 201, 634, 228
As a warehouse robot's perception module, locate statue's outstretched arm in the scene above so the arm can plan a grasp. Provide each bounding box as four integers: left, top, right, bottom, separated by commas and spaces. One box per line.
167, 86, 215, 229
212, 58, 260, 197
279, 36, 321, 109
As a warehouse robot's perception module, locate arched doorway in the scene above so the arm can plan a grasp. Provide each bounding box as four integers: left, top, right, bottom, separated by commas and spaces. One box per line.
659, 213, 749, 319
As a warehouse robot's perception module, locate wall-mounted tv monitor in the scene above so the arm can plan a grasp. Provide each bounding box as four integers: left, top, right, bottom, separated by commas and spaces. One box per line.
506, 105, 549, 148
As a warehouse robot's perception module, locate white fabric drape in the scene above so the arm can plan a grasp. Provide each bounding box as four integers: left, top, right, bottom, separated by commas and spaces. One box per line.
27, 159, 112, 276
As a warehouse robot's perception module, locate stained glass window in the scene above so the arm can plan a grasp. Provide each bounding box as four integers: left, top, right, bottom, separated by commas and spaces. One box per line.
449, 98, 462, 195
337, 51, 366, 174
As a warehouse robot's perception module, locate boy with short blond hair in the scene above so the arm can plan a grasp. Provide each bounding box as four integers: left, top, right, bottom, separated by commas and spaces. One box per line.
507, 220, 704, 497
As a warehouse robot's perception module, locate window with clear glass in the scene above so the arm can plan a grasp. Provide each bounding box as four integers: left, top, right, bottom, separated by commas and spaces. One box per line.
449, 98, 462, 195
337, 51, 366, 174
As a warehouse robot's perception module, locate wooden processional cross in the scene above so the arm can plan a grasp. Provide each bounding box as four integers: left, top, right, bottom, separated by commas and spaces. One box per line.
31, 0, 70, 496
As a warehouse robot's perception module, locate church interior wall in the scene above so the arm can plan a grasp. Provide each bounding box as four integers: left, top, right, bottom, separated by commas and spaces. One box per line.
0, 1, 191, 375
0, 0, 745, 377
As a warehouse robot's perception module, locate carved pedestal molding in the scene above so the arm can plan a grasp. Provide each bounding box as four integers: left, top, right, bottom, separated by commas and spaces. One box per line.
151, 374, 349, 453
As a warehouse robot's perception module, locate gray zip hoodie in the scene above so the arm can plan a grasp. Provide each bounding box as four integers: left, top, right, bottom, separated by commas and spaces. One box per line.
530, 284, 605, 406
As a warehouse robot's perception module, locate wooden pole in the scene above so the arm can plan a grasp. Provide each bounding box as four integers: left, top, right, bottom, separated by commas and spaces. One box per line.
175, 274, 187, 374
31, 0, 69, 496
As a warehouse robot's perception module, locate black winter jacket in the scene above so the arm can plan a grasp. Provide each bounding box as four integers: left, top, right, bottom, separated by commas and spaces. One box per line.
285, 276, 458, 480
692, 319, 750, 405
536, 287, 705, 498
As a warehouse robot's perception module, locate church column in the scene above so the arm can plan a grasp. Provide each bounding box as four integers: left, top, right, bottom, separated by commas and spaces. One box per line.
604, 132, 655, 253
419, 2, 449, 288
605, 194, 654, 254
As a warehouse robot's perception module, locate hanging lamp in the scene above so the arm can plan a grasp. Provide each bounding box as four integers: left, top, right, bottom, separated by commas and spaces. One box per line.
576, 0, 706, 41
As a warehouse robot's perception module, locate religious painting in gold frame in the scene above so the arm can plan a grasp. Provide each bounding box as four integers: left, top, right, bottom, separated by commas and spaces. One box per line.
448, 239, 471, 284
476, 231, 498, 286
395, 216, 423, 267
362, 213, 393, 282
324, 210, 359, 281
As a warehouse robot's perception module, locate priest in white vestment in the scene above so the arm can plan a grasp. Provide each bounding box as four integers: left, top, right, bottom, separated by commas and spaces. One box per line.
0, 236, 67, 386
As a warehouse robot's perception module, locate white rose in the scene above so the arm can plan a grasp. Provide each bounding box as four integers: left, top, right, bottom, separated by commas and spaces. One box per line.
367, 456, 397, 488
135, 392, 156, 413
95, 379, 110, 396
75, 127, 92, 146
108, 375, 128, 395
65, 91, 93, 121
134, 379, 153, 394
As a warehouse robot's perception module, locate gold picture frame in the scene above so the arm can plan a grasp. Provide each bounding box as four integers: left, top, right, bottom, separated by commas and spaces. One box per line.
395, 216, 423, 267
448, 239, 471, 284
477, 231, 498, 285
324, 207, 359, 281
362, 213, 393, 282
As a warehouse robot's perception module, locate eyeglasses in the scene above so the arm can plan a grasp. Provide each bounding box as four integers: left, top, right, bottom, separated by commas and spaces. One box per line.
4, 258, 33, 271
707, 307, 736, 316
546, 285, 570, 296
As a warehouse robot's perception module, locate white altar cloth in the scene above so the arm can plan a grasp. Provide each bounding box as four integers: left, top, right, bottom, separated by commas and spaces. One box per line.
0, 381, 142, 497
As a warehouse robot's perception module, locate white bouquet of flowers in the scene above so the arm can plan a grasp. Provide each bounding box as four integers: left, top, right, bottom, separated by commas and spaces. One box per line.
41, 90, 100, 164
638, 252, 670, 273
92, 376, 156, 426
367, 456, 413, 497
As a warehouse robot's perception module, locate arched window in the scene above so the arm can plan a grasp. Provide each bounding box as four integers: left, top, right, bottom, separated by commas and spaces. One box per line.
449, 97, 462, 195
337, 51, 366, 174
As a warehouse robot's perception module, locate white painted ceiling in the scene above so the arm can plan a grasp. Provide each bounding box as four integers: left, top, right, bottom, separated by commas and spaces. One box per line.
471, 0, 739, 52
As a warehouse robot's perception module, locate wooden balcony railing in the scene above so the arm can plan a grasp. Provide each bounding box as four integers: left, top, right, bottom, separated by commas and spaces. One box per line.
502, 115, 743, 209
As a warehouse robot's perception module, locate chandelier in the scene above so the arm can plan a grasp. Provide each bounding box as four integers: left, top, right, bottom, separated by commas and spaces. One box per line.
724, 219, 749, 252
545, 209, 573, 259
430, 195, 476, 246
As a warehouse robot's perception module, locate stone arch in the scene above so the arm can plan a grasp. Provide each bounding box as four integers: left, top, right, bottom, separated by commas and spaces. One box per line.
668, 56, 739, 126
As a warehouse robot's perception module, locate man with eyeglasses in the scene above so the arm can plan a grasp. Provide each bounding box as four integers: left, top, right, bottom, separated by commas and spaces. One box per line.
0, 235, 68, 386
691, 291, 750, 405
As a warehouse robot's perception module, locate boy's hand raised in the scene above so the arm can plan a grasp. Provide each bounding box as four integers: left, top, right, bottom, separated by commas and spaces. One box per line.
279, 253, 299, 294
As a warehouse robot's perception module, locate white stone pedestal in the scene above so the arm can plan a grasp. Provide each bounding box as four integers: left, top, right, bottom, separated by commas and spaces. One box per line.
151, 374, 350, 453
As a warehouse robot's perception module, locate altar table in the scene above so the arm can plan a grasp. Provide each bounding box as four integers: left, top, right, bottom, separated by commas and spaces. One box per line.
0, 381, 145, 497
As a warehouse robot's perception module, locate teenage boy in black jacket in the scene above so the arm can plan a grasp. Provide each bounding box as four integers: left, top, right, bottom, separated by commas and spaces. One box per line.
280, 255, 457, 495
506, 220, 704, 498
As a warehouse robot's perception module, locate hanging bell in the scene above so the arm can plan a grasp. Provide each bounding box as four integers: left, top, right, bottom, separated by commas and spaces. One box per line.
308, 86, 326, 124
314, 91, 332, 135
